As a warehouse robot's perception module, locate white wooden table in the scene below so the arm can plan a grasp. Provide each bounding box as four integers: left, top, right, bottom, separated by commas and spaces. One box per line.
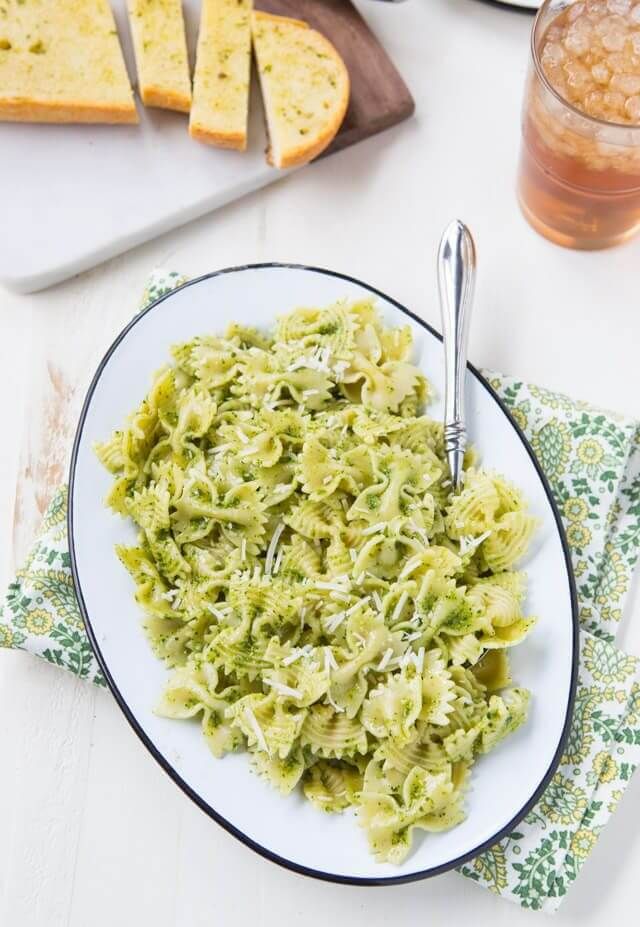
1, 1, 638, 924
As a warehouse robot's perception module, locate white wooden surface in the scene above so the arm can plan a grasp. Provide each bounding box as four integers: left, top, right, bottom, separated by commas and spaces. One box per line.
1, 1, 639, 924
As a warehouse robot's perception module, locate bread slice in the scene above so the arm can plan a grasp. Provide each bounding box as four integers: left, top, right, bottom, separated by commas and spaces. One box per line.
127, 0, 191, 113
0, 0, 137, 124
251, 11, 349, 169
190, 0, 252, 150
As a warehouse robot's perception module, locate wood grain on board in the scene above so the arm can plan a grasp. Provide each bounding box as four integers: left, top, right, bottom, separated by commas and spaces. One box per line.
255, 0, 415, 154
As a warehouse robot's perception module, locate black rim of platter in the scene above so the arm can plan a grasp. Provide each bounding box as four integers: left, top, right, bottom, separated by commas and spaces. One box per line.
476, 0, 538, 12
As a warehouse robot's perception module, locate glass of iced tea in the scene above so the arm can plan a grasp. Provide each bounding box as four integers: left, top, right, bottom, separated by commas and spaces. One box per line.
518, 0, 640, 249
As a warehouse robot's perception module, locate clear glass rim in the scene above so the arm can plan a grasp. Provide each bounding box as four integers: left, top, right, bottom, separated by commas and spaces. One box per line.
532, 0, 640, 134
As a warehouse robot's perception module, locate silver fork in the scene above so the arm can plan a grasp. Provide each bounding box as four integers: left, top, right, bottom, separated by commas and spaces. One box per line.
437, 220, 477, 492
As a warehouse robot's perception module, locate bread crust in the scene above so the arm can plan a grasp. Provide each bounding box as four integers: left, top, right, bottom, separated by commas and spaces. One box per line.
0, 98, 139, 124
189, 122, 247, 150
141, 85, 191, 114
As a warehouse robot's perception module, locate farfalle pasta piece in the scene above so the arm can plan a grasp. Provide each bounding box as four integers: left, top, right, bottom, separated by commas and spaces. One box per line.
250, 747, 306, 795
303, 760, 363, 812
94, 430, 126, 474
229, 692, 307, 759
262, 659, 330, 708
478, 688, 530, 754
328, 611, 392, 716
359, 762, 455, 863
301, 704, 369, 759
361, 662, 423, 742
170, 386, 217, 451
341, 351, 424, 413
419, 649, 457, 725
445, 469, 501, 539
471, 649, 512, 691
157, 661, 244, 758
275, 302, 357, 356
125, 481, 171, 532
445, 633, 485, 667
481, 511, 538, 572
208, 612, 272, 681
375, 728, 450, 777
278, 535, 323, 581
478, 615, 537, 649
300, 436, 359, 499
468, 577, 523, 628
284, 497, 343, 539
171, 335, 242, 388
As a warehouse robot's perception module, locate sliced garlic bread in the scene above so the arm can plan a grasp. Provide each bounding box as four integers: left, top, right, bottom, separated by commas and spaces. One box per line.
251, 11, 349, 169
190, 0, 252, 149
0, 0, 137, 124
127, 0, 191, 113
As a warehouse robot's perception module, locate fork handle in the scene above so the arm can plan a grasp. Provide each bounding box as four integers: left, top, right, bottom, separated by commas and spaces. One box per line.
437, 220, 476, 491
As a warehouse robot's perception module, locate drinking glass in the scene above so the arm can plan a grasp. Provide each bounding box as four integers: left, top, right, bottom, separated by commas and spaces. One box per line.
517, 0, 640, 249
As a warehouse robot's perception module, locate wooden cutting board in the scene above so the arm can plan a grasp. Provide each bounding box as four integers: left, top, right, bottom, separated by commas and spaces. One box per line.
0, 0, 414, 295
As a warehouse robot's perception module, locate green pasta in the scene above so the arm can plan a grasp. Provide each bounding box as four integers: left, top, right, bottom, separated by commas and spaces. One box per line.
96, 298, 537, 863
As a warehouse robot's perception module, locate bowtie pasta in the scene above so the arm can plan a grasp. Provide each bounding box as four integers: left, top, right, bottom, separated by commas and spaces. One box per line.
96, 298, 537, 864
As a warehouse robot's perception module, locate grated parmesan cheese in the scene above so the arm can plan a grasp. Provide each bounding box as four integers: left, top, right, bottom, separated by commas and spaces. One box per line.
206, 603, 228, 621
244, 707, 270, 755
265, 522, 285, 575
362, 522, 385, 537
324, 610, 347, 634
401, 646, 425, 672
323, 598, 367, 634
315, 580, 350, 592
391, 591, 408, 624
376, 648, 394, 671
459, 530, 492, 557
264, 677, 302, 699
398, 555, 423, 581
282, 643, 314, 666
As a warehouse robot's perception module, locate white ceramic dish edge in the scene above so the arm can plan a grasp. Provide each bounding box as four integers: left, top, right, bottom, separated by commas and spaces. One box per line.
480, 0, 538, 10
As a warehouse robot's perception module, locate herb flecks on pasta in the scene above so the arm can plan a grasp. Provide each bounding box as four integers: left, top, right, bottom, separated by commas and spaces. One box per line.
96, 299, 537, 864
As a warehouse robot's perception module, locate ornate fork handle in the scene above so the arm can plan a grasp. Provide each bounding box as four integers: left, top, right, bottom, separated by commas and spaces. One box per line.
437, 220, 476, 491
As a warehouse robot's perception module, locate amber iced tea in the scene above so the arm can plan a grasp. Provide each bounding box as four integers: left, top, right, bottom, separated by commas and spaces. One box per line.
518, 0, 640, 249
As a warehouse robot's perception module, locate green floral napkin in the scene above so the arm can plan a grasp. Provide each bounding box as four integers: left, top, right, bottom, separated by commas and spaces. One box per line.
1, 269, 639, 912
